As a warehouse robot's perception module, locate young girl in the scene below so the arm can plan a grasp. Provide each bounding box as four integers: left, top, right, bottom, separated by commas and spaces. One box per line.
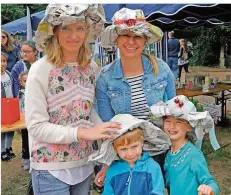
178, 39, 190, 79
1, 52, 16, 161
18, 71, 30, 170
89, 114, 170, 195
150, 95, 219, 195
11, 40, 38, 98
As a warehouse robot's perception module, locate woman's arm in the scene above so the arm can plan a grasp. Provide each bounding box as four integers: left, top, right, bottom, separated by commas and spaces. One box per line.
11, 62, 20, 97
96, 75, 115, 122
163, 61, 176, 100
25, 63, 120, 144
25, 70, 79, 144
178, 46, 183, 58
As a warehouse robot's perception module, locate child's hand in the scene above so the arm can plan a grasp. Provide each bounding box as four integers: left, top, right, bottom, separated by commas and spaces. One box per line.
198, 184, 215, 195
94, 165, 108, 187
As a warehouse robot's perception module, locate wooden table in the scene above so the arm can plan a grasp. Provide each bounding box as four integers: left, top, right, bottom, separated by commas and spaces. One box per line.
1, 113, 26, 133
177, 83, 231, 124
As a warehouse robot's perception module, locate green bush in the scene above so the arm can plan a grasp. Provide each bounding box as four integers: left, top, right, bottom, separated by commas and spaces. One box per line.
185, 26, 231, 67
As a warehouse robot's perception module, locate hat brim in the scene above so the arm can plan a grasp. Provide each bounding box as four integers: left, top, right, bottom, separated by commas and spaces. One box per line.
87, 114, 170, 166
34, 4, 105, 52
100, 22, 163, 48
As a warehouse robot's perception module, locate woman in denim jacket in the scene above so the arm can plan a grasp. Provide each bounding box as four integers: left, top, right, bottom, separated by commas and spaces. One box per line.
94, 8, 176, 187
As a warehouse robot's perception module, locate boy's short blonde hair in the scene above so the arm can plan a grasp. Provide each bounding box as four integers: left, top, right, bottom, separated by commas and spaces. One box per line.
113, 128, 144, 151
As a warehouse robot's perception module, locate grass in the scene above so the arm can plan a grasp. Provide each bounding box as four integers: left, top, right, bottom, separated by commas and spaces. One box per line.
1, 126, 231, 195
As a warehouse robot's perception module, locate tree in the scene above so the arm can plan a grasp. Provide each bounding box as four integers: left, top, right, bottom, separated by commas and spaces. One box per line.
182, 26, 231, 67
1, 4, 47, 25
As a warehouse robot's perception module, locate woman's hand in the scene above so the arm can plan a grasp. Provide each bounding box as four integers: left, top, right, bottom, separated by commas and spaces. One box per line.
94, 165, 109, 187
78, 122, 121, 141
198, 184, 215, 195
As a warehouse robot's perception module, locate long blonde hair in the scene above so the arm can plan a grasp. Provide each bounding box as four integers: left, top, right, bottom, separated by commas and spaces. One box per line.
44, 26, 91, 68
1, 30, 14, 52
142, 53, 159, 76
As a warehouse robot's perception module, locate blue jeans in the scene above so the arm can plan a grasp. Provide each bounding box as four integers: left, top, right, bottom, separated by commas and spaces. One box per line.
1, 132, 14, 152
31, 170, 92, 195
167, 57, 178, 78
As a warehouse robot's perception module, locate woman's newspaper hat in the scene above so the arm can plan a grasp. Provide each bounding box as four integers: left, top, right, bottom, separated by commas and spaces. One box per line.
34, 4, 106, 51
100, 8, 163, 48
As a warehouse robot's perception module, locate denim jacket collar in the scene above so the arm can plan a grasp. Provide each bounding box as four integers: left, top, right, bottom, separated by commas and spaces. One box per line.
112, 55, 153, 79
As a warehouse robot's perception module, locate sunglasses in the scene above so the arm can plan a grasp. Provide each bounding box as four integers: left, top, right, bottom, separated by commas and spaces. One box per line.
1, 35, 7, 39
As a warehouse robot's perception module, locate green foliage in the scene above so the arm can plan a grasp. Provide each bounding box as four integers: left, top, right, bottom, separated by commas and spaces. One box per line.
1, 4, 25, 24
1, 4, 47, 25
186, 26, 231, 67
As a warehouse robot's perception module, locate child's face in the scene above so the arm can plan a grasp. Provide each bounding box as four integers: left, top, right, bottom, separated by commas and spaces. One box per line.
20, 45, 37, 62
1, 54, 7, 74
116, 140, 143, 167
164, 116, 191, 141
20, 75, 27, 87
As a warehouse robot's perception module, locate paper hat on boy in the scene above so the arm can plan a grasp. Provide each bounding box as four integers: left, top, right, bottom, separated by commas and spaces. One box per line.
34, 4, 105, 51
100, 8, 163, 48
88, 114, 170, 166
150, 95, 220, 151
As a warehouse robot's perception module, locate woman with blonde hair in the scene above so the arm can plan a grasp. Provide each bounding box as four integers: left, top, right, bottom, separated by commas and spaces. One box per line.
1, 30, 20, 72
178, 39, 191, 79
25, 4, 120, 195
95, 7, 175, 187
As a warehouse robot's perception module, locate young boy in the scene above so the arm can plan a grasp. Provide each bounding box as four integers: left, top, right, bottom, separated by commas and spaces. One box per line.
88, 114, 168, 195
18, 71, 30, 170
150, 95, 220, 195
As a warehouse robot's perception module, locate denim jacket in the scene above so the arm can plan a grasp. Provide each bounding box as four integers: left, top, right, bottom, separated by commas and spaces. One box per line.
96, 55, 176, 122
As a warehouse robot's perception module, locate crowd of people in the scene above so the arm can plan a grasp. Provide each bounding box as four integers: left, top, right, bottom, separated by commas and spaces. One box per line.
1, 3, 219, 195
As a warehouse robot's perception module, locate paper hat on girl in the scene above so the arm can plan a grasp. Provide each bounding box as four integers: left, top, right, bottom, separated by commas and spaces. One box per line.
150, 95, 220, 151
88, 114, 170, 166
100, 8, 163, 48
34, 4, 106, 51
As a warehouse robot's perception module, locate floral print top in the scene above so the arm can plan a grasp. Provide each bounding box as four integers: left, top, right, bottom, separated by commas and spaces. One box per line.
31, 63, 96, 164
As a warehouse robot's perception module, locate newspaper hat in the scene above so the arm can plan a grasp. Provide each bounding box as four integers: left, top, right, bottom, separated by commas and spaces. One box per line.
150, 95, 220, 150
34, 4, 105, 51
100, 8, 163, 48
88, 114, 170, 166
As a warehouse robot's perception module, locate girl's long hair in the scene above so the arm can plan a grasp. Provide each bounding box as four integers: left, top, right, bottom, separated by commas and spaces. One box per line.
179, 39, 189, 53
1, 30, 14, 52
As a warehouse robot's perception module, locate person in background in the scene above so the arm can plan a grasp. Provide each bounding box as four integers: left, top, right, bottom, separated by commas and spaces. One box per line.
178, 39, 191, 80
11, 40, 38, 98
18, 71, 30, 170
1, 52, 16, 161
25, 4, 120, 195
1, 30, 20, 72
94, 7, 174, 188
150, 95, 219, 195
167, 31, 180, 79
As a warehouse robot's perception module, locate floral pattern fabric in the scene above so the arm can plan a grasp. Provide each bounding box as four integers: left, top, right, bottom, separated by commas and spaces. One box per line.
31, 64, 96, 163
